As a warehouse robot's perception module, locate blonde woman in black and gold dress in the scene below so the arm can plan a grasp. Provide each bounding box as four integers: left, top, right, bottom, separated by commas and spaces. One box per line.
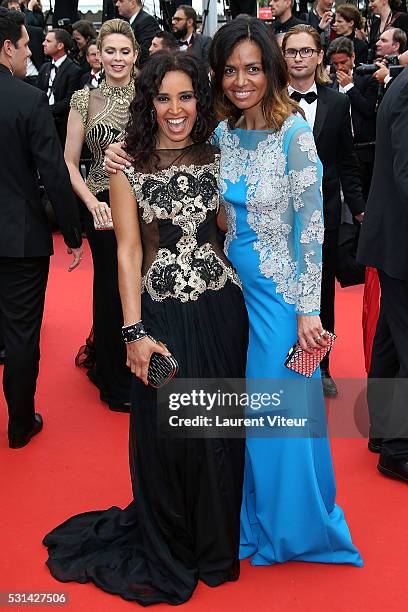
65, 20, 139, 411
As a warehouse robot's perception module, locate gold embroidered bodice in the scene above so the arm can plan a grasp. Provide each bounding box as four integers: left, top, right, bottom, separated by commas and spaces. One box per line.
70, 80, 135, 196
124, 144, 241, 303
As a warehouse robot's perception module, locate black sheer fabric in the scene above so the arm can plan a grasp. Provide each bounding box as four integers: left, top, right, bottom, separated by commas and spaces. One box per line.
70, 84, 134, 410
43, 143, 249, 606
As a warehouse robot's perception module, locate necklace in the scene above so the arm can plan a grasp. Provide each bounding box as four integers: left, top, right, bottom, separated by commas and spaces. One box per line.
99, 79, 135, 104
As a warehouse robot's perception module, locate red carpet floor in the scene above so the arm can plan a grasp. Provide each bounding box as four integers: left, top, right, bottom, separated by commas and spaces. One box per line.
1, 234, 407, 611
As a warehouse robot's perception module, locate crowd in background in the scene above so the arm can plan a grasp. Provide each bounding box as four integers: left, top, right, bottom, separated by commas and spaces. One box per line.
2, 0, 408, 606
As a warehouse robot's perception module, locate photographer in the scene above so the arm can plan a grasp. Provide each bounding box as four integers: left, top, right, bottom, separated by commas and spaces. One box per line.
328, 37, 378, 200
372, 28, 407, 85
302, 0, 335, 51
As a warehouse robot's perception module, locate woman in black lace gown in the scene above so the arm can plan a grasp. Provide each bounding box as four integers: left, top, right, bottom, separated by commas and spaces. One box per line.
66, 20, 139, 411
43, 53, 248, 605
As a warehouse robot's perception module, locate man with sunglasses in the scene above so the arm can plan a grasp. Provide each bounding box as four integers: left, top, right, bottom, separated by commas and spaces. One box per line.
171, 5, 211, 66
283, 24, 365, 398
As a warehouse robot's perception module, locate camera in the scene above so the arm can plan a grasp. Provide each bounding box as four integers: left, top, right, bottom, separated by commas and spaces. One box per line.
355, 54, 404, 77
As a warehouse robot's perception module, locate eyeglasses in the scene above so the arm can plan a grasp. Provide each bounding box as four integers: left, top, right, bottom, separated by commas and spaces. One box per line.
283, 47, 319, 59
172, 17, 187, 22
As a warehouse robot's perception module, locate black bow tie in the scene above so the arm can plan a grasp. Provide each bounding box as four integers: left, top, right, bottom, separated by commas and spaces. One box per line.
290, 91, 318, 104
179, 40, 189, 47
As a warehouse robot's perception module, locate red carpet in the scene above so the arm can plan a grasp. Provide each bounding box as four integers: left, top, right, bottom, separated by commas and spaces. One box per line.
1, 234, 407, 611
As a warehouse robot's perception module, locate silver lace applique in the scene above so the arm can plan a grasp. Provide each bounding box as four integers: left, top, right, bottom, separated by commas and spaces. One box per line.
300, 210, 325, 245
218, 119, 323, 313
124, 160, 241, 302
297, 252, 322, 314
298, 131, 318, 163
289, 165, 318, 211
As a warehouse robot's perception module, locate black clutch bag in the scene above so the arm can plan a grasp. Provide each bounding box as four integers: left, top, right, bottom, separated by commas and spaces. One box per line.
147, 337, 179, 388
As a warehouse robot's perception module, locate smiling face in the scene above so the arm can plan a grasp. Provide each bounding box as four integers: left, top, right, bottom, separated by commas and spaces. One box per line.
73, 29, 87, 51
86, 43, 101, 72
222, 40, 267, 113
100, 33, 138, 83
153, 70, 197, 149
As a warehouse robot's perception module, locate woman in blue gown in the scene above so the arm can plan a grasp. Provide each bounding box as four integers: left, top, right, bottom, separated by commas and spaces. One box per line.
210, 17, 363, 567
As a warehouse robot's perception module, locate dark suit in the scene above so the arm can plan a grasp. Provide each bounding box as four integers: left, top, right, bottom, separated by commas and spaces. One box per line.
0, 64, 81, 444
131, 9, 159, 65
358, 67, 408, 459
330, 73, 378, 199
36, 56, 82, 145
186, 33, 212, 67
313, 84, 365, 368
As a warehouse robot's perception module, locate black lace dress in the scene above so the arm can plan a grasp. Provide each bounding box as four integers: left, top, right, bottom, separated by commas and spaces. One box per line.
70, 82, 134, 410
43, 144, 249, 605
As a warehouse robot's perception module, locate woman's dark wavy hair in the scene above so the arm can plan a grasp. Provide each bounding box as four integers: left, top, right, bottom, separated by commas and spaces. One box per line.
126, 52, 216, 169
209, 16, 301, 130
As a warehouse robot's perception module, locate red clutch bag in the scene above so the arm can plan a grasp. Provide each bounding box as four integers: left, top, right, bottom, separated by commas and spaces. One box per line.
284, 332, 336, 377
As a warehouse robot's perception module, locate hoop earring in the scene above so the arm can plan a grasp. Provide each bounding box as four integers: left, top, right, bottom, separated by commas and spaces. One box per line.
150, 108, 157, 124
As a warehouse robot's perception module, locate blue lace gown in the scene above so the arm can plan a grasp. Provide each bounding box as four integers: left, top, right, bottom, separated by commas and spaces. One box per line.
216, 116, 363, 567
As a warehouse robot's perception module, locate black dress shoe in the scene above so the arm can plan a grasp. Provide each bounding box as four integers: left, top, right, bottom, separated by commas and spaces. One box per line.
0, 348, 5, 365
368, 438, 383, 453
377, 454, 408, 483
321, 369, 338, 398
9, 413, 43, 449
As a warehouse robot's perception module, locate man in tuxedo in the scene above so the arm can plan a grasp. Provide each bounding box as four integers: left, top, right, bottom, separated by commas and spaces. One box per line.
115, 0, 159, 64
79, 38, 102, 89
0, 7, 82, 448
327, 36, 377, 200
357, 67, 408, 484
36, 28, 82, 145
283, 24, 365, 397
270, 0, 305, 35
171, 5, 211, 67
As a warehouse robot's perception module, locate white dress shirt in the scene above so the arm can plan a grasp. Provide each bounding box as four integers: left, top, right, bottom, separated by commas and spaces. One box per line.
47, 54, 67, 105
288, 82, 318, 130
26, 57, 38, 78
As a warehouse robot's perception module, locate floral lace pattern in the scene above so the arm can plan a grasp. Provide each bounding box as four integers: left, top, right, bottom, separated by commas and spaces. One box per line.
124, 160, 241, 302
217, 118, 323, 314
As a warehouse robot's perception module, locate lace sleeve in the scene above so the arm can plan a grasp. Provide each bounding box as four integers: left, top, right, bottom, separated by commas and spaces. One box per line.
287, 126, 324, 315
70, 89, 90, 127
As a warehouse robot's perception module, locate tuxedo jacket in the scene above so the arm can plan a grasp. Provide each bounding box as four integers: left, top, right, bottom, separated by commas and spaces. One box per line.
330, 73, 377, 160
26, 25, 45, 71
357, 67, 408, 281
0, 65, 81, 257
131, 9, 159, 65
36, 57, 82, 122
314, 84, 365, 229
79, 71, 100, 90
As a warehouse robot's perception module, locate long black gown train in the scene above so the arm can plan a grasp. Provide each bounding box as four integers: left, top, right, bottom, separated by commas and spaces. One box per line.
43, 144, 249, 605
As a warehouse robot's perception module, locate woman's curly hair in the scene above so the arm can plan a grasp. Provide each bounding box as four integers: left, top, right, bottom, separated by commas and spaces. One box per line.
125, 52, 216, 170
